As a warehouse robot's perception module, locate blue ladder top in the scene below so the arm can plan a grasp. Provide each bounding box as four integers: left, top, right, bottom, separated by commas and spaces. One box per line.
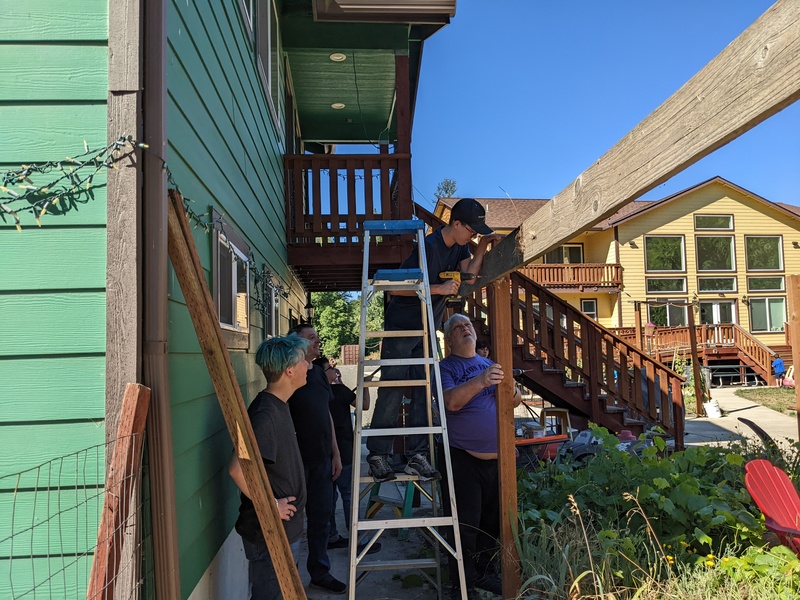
363, 220, 424, 235
372, 268, 424, 282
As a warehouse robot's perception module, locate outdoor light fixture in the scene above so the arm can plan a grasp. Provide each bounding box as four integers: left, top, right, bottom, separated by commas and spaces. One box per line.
331, 102, 346, 110
628, 241, 638, 249
329, 52, 347, 62
304, 298, 314, 323
793, 241, 799, 248
741, 295, 749, 306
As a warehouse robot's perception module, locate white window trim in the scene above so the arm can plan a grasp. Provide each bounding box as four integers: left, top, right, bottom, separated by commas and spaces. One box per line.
645, 277, 686, 294
644, 235, 686, 273
697, 277, 737, 293
695, 234, 736, 273
581, 298, 598, 320
744, 235, 784, 272
748, 296, 786, 333
694, 214, 733, 230
213, 210, 251, 349
747, 276, 785, 292
646, 298, 688, 327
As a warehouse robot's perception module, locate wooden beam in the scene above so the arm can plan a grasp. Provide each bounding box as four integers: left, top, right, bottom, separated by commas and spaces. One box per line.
166, 192, 307, 598
87, 383, 151, 600
488, 278, 521, 597
686, 305, 705, 415
788, 275, 800, 440
462, 0, 800, 293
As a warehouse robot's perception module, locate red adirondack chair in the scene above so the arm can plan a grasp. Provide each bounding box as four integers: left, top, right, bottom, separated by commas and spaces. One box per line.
744, 459, 800, 557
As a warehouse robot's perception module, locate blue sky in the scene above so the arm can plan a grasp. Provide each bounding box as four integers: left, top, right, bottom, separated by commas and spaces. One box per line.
411, 1, 800, 211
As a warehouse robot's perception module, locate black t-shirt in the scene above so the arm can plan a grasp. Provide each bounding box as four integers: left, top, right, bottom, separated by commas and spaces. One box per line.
384, 226, 471, 331
235, 390, 307, 545
329, 383, 357, 465
288, 364, 334, 465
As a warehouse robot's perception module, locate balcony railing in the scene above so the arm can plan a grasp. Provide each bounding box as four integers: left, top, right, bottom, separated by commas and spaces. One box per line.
284, 153, 412, 247
518, 263, 622, 289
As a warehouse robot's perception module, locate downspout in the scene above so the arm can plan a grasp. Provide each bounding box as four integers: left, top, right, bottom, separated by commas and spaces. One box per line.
143, 0, 182, 596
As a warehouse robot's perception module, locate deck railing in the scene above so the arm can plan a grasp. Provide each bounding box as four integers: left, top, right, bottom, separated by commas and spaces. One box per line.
284, 153, 412, 246
518, 263, 622, 288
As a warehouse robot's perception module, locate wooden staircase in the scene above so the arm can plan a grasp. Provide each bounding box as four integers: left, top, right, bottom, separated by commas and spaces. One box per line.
463, 272, 685, 446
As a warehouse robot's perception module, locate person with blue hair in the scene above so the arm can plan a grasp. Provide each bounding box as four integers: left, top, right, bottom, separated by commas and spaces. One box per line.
229, 334, 310, 599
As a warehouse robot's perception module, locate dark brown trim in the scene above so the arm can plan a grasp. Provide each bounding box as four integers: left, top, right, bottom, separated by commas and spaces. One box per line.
143, 0, 181, 596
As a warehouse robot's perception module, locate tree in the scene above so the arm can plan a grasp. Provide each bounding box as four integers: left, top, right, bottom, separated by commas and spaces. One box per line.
434, 178, 457, 200
311, 291, 358, 358
364, 291, 384, 355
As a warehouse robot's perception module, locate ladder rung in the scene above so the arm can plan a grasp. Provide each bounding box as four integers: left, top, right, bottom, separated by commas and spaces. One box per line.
363, 220, 424, 234
355, 558, 438, 571
363, 358, 436, 367
367, 283, 426, 293
361, 426, 442, 437
363, 379, 428, 388
355, 516, 455, 530
365, 330, 426, 338
372, 268, 424, 282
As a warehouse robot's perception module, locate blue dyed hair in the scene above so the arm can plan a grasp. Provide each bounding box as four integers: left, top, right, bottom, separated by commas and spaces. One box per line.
255, 335, 309, 383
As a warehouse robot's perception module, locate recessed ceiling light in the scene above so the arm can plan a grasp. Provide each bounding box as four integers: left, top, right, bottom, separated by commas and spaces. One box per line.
331, 102, 346, 110
329, 52, 347, 62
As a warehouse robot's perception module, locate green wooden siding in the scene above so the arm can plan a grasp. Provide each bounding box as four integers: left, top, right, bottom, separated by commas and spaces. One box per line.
0, 2, 108, 598
167, 0, 293, 595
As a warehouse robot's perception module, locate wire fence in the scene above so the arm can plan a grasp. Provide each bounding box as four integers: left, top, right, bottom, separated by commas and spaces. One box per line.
0, 434, 154, 599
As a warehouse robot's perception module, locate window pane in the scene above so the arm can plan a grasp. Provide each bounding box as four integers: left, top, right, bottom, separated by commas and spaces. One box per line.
697, 277, 735, 292
648, 305, 667, 327
565, 245, 583, 263
235, 258, 249, 329
750, 299, 767, 332
746, 236, 781, 270
694, 215, 732, 229
581, 299, 597, 319
768, 298, 786, 332
748, 276, 784, 292
646, 278, 685, 293
218, 243, 233, 325
696, 236, 733, 271
645, 237, 684, 271
544, 248, 562, 264
668, 304, 687, 326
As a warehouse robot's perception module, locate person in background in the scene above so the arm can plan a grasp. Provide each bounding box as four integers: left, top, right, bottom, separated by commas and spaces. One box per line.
475, 340, 490, 359
229, 335, 310, 600
772, 356, 786, 387
438, 313, 521, 599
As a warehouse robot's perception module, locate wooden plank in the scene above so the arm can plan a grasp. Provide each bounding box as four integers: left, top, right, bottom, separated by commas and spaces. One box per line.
0, 45, 107, 101
488, 278, 521, 598
463, 0, 800, 292
87, 384, 150, 600
0, 292, 105, 357
787, 275, 800, 440
166, 191, 306, 599
0, 357, 105, 422
0, 0, 107, 41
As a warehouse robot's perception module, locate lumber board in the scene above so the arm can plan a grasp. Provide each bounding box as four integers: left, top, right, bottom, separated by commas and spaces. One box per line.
166, 191, 306, 599
462, 0, 800, 293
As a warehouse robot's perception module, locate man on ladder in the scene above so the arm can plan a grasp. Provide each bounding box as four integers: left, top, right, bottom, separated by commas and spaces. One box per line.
366, 198, 499, 482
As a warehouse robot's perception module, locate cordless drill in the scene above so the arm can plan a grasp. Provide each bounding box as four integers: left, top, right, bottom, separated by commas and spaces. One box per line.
439, 271, 478, 306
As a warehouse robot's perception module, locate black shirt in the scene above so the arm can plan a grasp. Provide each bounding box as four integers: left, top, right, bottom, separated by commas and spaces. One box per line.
288, 364, 334, 466
329, 383, 357, 465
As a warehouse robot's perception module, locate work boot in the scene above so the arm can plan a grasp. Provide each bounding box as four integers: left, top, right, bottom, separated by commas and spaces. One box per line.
367, 454, 396, 482
405, 453, 441, 481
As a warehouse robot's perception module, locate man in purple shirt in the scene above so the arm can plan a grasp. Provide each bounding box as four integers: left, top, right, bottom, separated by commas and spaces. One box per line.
438, 313, 520, 599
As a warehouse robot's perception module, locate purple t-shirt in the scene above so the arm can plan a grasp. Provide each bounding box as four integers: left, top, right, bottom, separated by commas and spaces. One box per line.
439, 353, 498, 453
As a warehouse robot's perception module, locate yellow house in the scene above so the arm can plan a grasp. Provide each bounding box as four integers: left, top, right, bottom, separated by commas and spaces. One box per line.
435, 177, 800, 356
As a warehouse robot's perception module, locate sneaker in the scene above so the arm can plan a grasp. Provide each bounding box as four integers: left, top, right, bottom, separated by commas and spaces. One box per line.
310, 575, 347, 594
368, 454, 396, 482
327, 535, 348, 549
475, 573, 503, 595
356, 541, 382, 555
405, 453, 441, 481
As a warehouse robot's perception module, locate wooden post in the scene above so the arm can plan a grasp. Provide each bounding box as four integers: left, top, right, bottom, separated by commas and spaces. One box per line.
687, 305, 704, 415
87, 384, 151, 600
787, 275, 800, 439
488, 277, 521, 598
634, 302, 643, 350
166, 192, 306, 598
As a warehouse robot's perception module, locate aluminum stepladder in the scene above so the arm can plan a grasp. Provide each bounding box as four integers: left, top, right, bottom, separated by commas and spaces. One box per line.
348, 219, 467, 600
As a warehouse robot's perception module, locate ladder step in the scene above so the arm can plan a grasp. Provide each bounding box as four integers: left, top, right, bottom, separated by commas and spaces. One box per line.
361, 426, 442, 437
367, 282, 427, 293
365, 330, 426, 338
372, 268, 424, 282
355, 516, 455, 530
355, 558, 438, 571
364, 379, 429, 388
363, 219, 424, 235
363, 358, 436, 367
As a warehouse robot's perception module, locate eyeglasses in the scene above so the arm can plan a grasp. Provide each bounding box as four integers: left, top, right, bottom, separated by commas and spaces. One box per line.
464, 223, 478, 238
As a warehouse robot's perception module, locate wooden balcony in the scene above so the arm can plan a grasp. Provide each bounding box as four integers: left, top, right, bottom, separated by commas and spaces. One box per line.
518, 263, 622, 290
284, 153, 415, 291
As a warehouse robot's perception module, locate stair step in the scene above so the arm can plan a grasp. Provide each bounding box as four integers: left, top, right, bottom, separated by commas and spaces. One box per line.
604, 405, 626, 414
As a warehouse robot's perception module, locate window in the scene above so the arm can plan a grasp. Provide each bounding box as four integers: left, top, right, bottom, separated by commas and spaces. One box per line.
647, 299, 687, 327
646, 278, 686, 293
696, 236, 734, 271
544, 244, 583, 264
264, 283, 281, 338
694, 214, 733, 230
581, 299, 598, 320
747, 276, 784, 292
745, 236, 783, 271
256, 0, 283, 132
749, 297, 786, 333
213, 211, 251, 349
239, 0, 255, 39
644, 236, 685, 272
697, 277, 736, 292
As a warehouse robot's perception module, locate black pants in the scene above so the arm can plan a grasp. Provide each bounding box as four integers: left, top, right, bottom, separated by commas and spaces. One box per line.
437, 444, 500, 589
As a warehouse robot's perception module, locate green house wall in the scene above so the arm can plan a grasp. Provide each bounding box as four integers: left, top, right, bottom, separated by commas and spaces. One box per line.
166, 1, 294, 596
0, 1, 109, 597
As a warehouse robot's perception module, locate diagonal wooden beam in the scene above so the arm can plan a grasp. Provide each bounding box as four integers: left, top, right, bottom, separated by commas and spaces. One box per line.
462, 0, 800, 293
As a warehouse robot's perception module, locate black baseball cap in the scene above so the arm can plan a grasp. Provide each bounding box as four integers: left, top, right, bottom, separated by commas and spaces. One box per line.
450, 198, 493, 235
